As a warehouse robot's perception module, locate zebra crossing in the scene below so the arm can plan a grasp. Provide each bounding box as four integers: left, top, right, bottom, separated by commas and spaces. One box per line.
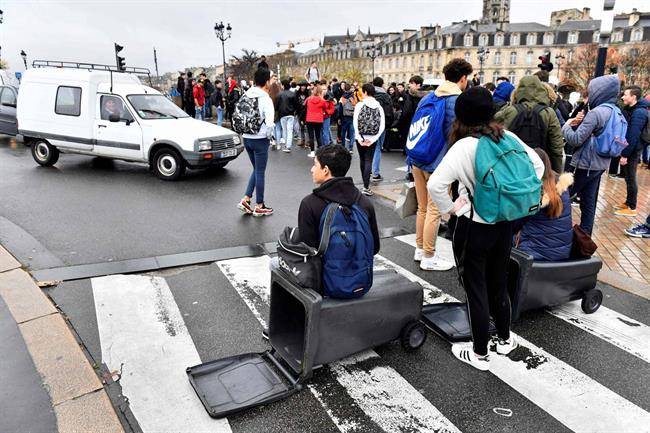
87, 243, 650, 433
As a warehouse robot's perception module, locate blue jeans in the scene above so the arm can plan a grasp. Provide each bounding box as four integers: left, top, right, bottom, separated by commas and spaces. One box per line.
322, 117, 332, 145
372, 131, 386, 176
195, 106, 204, 120
216, 106, 223, 126
244, 138, 270, 204
643, 142, 649, 165
280, 115, 295, 149
570, 168, 604, 236
274, 121, 282, 144
340, 117, 355, 151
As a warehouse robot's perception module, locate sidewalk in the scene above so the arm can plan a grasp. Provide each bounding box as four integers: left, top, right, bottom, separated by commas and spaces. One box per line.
0, 246, 124, 433
372, 165, 650, 294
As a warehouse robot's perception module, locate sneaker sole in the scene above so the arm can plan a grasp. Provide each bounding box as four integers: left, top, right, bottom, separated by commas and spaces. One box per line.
420, 264, 454, 271
452, 349, 490, 371
496, 341, 518, 356
625, 230, 644, 238
252, 211, 273, 217
615, 212, 638, 217
237, 203, 252, 214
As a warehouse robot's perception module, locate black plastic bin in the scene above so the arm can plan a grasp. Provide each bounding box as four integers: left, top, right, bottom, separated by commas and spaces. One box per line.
187, 260, 426, 418
421, 248, 603, 342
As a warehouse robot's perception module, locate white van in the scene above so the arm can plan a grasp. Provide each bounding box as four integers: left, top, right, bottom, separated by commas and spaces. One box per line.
17, 66, 243, 180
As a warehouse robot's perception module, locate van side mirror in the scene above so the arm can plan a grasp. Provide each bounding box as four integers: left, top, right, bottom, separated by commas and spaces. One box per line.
108, 113, 120, 123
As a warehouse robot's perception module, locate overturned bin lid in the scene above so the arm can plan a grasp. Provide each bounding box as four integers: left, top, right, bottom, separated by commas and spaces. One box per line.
422, 302, 495, 342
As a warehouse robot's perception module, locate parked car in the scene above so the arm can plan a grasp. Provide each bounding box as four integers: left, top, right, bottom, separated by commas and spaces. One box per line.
17, 66, 243, 180
0, 85, 18, 136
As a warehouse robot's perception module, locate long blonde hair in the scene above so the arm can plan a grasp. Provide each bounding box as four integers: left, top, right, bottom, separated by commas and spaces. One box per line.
535, 148, 563, 218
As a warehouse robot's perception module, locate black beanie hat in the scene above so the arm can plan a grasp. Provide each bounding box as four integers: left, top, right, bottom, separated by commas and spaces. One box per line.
454, 87, 495, 127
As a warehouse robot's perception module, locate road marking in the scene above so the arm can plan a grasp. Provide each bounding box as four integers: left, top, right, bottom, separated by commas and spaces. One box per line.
92, 275, 232, 433
217, 256, 461, 433
374, 254, 650, 433
395, 165, 408, 172
394, 233, 455, 266
548, 301, 650, 364
397, 233, 650, 364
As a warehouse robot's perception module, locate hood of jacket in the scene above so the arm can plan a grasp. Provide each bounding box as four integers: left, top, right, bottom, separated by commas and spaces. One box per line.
541, 173, 573, 208
513, 76, 550, 105
360, 96, 381, 109
408, 88, 432, 99
493, 82, 515, 103
245, 86, 270, 99
435, 81, 463, 97
313, 177, 360, 206
588, 75, 620, 108
627, 97, 650, 112
374, 86, 387, 94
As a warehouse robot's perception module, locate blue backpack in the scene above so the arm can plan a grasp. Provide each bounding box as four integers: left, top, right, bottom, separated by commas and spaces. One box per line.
318, 202, 374, 299
593, 103, 628, 157
405, 94, 447, 166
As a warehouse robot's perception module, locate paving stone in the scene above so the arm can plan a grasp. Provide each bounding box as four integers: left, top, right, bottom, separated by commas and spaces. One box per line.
0, 269, 56, 323
19, 314, 102, 405
0, 246, 21, 273
54, 390, 124, 433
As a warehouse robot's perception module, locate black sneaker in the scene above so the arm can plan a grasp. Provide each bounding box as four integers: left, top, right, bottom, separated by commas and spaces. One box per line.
371, 174, 383, 183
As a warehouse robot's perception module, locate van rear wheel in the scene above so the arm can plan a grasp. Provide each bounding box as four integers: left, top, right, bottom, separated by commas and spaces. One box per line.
152, 148, 185, 181
31, 140, 59, 166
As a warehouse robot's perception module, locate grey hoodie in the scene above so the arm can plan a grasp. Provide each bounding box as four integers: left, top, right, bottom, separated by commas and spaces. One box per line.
562, 75, 620, 171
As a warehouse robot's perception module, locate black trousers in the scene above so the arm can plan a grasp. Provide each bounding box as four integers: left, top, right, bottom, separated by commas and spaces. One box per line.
453, 216, 513, 356
625, 153, 639, 209
356, 142, 375, 188
306, 122, 323, 151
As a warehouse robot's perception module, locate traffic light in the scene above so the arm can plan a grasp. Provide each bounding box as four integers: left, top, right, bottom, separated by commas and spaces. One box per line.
537, 52, 554, 72
114, 43, 126, 72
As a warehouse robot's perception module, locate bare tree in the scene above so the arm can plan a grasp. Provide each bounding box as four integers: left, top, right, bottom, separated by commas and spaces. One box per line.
618, 44, 650, 92
230, 49, 259, 81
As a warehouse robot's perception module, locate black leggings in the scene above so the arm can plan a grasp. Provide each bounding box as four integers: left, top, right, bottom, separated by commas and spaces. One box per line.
306, 122, 323, 151
452, 216, 513, 356
356, 142, 375, 189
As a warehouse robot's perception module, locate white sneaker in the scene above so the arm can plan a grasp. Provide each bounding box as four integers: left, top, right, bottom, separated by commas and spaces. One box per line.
420, 255, 454, 271
282, 147, 291, 153
451, 344, 490, 371
414, 248, 424, 262
492, 335, 518, 355
308, 151, 315, 158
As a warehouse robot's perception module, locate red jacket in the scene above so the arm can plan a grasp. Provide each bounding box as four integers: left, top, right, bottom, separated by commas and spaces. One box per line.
323, 100, 336, 119
193, 85, 206, 106
305, 96, 327, 123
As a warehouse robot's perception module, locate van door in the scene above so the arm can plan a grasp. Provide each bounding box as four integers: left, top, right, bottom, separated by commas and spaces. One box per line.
0, 87, 18, 136
93, 94, 143, 161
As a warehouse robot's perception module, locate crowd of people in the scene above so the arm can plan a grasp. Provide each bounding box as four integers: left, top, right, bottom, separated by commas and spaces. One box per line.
173, 58, 648, 371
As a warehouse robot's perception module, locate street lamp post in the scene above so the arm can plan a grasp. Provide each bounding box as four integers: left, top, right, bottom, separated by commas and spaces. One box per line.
595, 0, 616, 77
20, 50, 27, 69
214, 21, 232, 86
367, 44, 378, 80
477, 47, 490, 84
555, 53, 565, 81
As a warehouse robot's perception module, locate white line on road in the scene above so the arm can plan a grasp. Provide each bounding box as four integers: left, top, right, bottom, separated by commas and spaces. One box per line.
374, 254, 650, 433
217, 256, 461, 433
92, 275, 232, 433
394, 233, 455, 267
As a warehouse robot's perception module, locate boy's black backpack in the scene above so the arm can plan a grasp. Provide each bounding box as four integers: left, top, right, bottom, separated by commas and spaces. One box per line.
232, 95, 262, 135
508, 103, 547, 150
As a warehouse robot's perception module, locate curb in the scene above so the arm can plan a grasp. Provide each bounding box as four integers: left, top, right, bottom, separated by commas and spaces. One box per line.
0, 245, 124, 433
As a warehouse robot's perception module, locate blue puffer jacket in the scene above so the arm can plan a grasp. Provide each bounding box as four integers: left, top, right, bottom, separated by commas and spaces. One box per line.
517, 173, 574, 262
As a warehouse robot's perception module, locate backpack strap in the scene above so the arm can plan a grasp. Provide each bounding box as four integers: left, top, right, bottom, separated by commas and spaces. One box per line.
317, 203, 339, 256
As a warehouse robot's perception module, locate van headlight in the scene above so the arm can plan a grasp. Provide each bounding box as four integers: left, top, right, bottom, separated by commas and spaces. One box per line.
198, 140, 212, 151
232, 135, 241, 145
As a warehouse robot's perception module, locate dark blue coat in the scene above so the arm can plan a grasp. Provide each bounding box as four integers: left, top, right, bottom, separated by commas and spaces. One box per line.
518, 174, 573, 262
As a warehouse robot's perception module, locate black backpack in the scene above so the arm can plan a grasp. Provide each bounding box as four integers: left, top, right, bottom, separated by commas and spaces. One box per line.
508, 103, 547, 150
232, 95, 262, 135
357, 105, 382, 137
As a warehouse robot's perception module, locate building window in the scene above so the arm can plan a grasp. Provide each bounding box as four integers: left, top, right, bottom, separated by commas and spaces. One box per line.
396, 58, 400, 68
592, 31, 600, 43
495, 33, 504, 46
508, 71, 516, 83
429, 54, 433, 68
511, 33, 520, 46
611, 31, 623, 43
464, 51, 471, 63
631, 28, 642, 42
436, 55, 441, 67
494, 51, 502, 65
435, 72, 441, 79
389, 58, 393, 69
55, 86, 82, 116
526, 51, 533, 65
567, 50, 574, 63
525, 70, 532, 76
419, 55, 425, 70
526, 33, 536, 45
510, 51, 517, 65
424, 40, 429, 50
492, 71, 500, 83
479, 34, 488, 46
464, 33, 473, 47
543, 33, 554, 45
568, 32, 578, 44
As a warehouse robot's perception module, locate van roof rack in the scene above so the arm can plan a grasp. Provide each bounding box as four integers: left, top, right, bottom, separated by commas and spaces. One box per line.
31, 60, 151, 77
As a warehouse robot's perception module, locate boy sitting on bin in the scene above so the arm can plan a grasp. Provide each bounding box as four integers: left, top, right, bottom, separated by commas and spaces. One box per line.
299, 144, 380, 255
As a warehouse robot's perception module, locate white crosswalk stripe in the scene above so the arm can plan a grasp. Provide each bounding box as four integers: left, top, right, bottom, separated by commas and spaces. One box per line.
395, 233, 455, 267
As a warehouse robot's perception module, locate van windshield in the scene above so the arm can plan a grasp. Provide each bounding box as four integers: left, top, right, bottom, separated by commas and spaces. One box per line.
127, 94, 189, 119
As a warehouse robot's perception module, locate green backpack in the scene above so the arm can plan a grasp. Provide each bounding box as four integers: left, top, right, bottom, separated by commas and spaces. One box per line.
473, 134, 542, 223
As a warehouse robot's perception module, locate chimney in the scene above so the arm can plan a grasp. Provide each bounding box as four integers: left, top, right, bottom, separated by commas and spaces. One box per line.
582, 7, 591, 19
470, 20, 479, 32
629, 8, 640, 26
555, 19, 562, 28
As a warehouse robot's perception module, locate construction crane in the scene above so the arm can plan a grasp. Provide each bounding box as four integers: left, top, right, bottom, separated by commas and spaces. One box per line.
276, 38, 318, 49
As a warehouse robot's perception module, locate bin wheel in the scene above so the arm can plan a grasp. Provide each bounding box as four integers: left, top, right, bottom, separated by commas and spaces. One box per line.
400, 321, 427, 352
581, 289, 603, 314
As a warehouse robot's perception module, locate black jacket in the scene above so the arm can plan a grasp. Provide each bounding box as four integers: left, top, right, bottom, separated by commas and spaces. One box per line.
258, 61, 269, 70
277, 90, 298, 117
177, 77, 185, 95
398, 89, 429, 133
374, 87, 395, 126
298, 177, 380, 254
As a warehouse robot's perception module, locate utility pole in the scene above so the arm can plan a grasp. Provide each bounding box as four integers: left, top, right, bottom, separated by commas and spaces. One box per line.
477, 47, 490, 84
214, 21, 232, 87
595, 0, 616, 77
367, 45, 378, 80
153, 47, 159, 79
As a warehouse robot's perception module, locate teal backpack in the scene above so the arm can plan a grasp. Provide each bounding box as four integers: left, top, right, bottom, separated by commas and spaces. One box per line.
473, 133, 542, 223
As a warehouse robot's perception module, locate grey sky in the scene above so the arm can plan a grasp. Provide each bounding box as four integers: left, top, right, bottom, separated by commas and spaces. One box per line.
0, 0, 644, 77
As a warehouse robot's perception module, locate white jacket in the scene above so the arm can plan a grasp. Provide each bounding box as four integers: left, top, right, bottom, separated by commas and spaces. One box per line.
353, 96, 385, 145
242, 86, 275, 140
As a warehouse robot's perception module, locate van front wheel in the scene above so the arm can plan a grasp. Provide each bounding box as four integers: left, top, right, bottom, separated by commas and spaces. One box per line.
31, 140, 59, 166
152, 148, 185, 181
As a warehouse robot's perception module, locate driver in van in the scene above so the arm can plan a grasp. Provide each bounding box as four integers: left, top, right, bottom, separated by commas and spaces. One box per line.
101, 96, 125, 121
